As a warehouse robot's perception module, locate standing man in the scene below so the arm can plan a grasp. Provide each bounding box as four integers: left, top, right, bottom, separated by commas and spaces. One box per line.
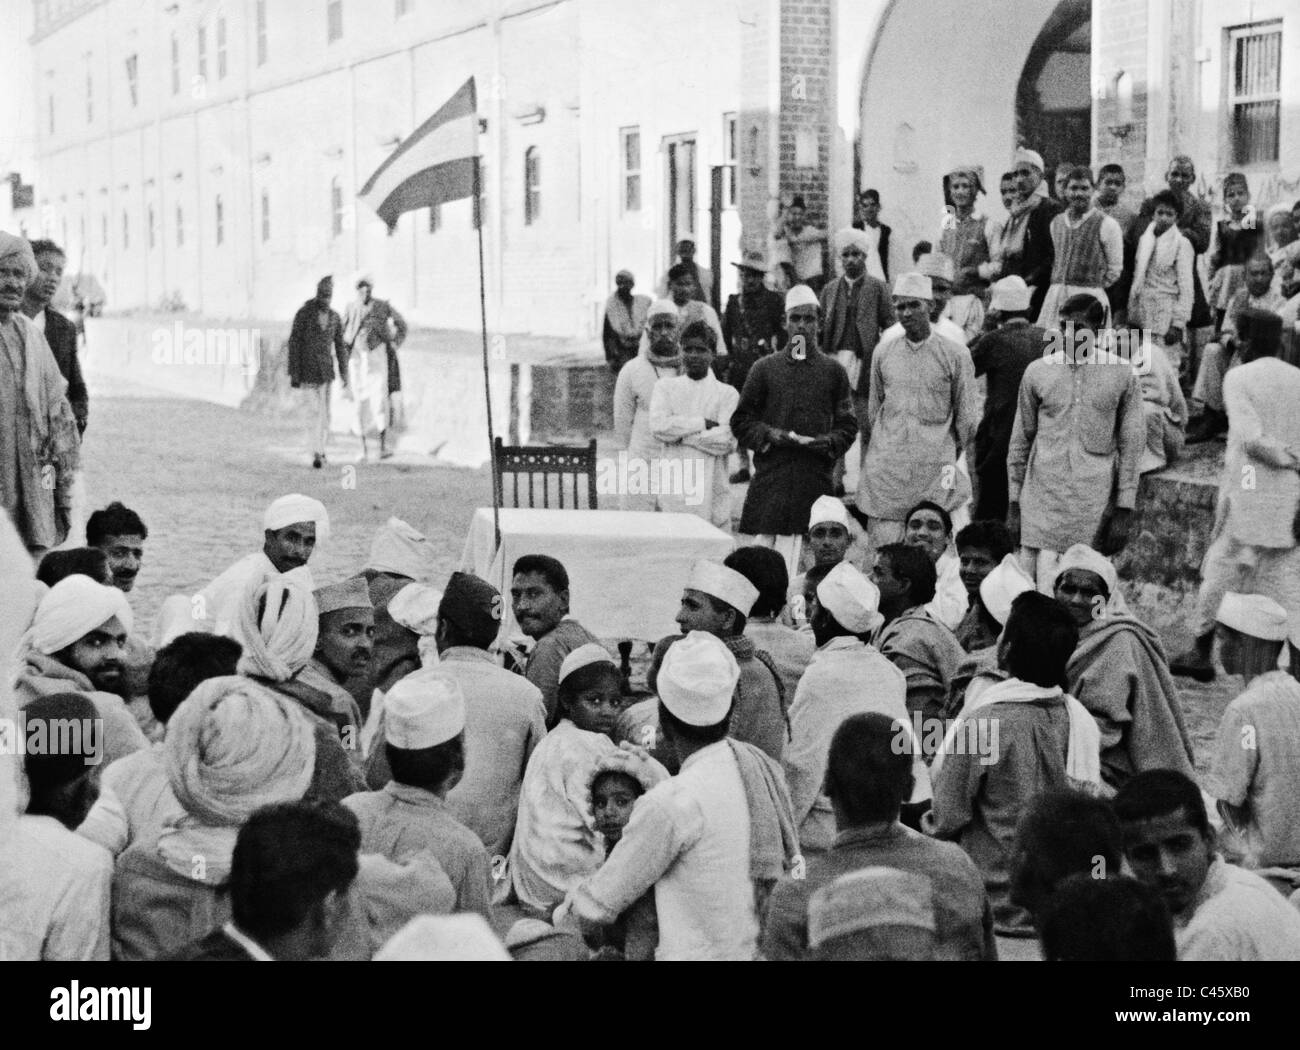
851, 189, 891, 282
0, 233, 80, 557
1007, 294, 1145, 591
721, 249, 786, 401
999, 148, 1064, 321
343, 274, 407, 461
657, 240, 713, 305
665, 264, 725, 351
821, 228, 896, 494
1171, 309, 1300, 682
773, 196, 828, 294
288, 276, 348, 470
22, 239, 87, 435
85, 501, 147, 593
732, 285, 858, 579
857, 273, 978, 554
614, 299, 681, 512
1036, 167, 1124, 330
602, 270, 650, 375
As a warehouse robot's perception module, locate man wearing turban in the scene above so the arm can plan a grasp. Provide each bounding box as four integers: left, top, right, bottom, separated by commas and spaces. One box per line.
0, 231, 81, 556
14, 574, 149, 766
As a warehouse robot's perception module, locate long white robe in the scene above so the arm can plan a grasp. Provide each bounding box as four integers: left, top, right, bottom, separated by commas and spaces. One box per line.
649, 372, 739, 528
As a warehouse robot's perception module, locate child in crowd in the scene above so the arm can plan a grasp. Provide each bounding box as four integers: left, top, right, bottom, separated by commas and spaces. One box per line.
588, 766, 659, 960
1207, 173, 1260, 332
1128, 190, 1195, 373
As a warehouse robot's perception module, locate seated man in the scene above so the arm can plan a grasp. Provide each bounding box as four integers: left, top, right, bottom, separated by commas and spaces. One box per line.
1207, 593, 1300, 886
14, 574, 148, 765
904, 500, 968, 632
299, 577, 371, 754
170, 801, 363, 961
1, 693, 112, 960
1115, 769, 1300, 961
1052, 544, 1195, 790
36, 546, 111, 587
870, 543, 965, 745
951, 520, 1015, 653
928, 591, 1101, 938
1135, 334, 1187, 474
1038, 874, 1176, 961
784, 495, 859, 629
86, 500, 148, 594
511, 553, 600, 728
728, 546, 815, 704
762, 712, 994, 961
946, 553, 1036, 718
78, 632, 241, 856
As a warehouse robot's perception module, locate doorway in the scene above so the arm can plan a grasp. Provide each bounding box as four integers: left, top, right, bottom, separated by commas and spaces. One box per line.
664, 134, 697, 261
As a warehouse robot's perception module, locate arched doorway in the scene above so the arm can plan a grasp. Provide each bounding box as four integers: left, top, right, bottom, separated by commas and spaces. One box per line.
1016, 0, 1093, 177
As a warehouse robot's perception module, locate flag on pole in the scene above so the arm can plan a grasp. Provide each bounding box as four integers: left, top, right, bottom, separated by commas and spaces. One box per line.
359, 78, 479, 232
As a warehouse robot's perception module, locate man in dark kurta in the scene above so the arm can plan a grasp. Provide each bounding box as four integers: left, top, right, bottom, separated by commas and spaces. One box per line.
731, 284, 857, 580
288, 276, 348, 469
22, 240, 88, 435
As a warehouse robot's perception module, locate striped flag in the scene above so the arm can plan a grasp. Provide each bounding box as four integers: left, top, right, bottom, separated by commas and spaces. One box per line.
359, 78, 479, 232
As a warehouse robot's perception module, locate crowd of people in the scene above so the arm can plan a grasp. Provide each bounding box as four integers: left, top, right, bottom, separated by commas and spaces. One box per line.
4, 138, 1300, 962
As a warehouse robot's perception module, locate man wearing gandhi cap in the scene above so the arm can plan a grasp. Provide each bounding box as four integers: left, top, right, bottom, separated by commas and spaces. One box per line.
877, 253, 969, 348
783, 561, 931, 854
1206, 593, 1300, 886
344, 670, 494, 921
856, 272, 977, 554
732, 284, 858, 579
613, 297, 682, 512
650, 559, 787, 762
298, 577, 372, 740
0, 231, 81, 556
785, 494, 857, 627
602, 270, 650, 375
563, 631, 795, 960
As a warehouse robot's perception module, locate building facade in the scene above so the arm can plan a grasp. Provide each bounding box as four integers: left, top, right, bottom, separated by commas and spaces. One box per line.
25, 0, 1300, 339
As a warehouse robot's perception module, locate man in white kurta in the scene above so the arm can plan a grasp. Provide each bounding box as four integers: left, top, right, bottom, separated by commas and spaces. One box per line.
612, 299, 682, 512
649, 321, 738, 528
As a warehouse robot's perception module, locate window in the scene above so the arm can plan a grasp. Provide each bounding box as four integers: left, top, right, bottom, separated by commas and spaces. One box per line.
261, 190, 270, 242
256, 1, 268, 65
620, 126, 641, 212
328, 1, 343, 43
176, 204, 184, 247
215, 195, 224, 245
148, 205, 155, 249
331, 177, 344, 237
198, 25, 207, 82
396, 0, 411, 16
217, 17, 227, 79
524, 147, 540, 225
170, 34, 180, 95
1229, 23, 1282, 165
126, 54, 139, 108
723, 112, 738, 207
428, 202, 441, 233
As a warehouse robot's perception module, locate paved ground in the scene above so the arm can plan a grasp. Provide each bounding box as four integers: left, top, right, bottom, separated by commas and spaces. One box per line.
80, 370, 1235, 778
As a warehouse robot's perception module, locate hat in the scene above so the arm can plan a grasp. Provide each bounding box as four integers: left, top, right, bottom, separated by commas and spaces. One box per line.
1215, 592, 1289, 642
384, 670, 466, 749
808, 868, 937, 949
785, 284, 820, 313
387, 582, 443, 636
264, 494, 330, 540
1014, 147, 1045, 172
687, 560, 759, 617
437, 572, 501, 644
834, 227, 872, 255
558, 641, 617, 685
314, 577, 372, 615
366, 517, 435, 581
917, 253, 955, 283
990, 275, 1032, 312
732, 248, 768, 273
657, 631, 740, 727
809, 494, 851, 530
648, 297, 679, 319
978, 554, 1036, 627
893, 272, 933, 301
816, 562, 883, 634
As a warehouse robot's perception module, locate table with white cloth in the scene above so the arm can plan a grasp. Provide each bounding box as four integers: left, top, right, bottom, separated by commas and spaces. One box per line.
459, 508, 736, 643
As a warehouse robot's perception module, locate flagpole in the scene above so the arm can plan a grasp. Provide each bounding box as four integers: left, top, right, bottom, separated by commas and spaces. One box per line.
475, 156, 503, 549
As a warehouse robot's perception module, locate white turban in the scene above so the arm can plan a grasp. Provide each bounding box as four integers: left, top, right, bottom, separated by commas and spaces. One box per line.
816, 562, 883, 634
367, 517, 435, 581
834, 227, 872, 255
893, 273, 933, 301
809, 495, 851, 531
648, 298, 679, 319
24, 575, 134, 655
1053, 544, 1129, 615
375, 915, 510, 961
978, 554, 1036, 627
1014, 147, 1045, 172
1215, 593, 1289, 642
785, 284, 820, 313
164, 675, 317, 826
387, 582, 443, 635
263, 494, 330, 540
0, 232, 36, 282
236, 576, 319, 681
989, 276, 1032, 313
658, 631, 739, 727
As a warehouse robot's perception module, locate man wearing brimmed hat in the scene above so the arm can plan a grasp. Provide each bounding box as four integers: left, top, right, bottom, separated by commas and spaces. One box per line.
1172, 307, 1300, 684
345, 670, 494, 922
602, 270, 651, 375
722, 249, 786, 484
783, 562, 931, 854
999, 147, 1064, 320
650, 559, 788, 762
967, 276, 1046, 520
1207, 593, 1300, 888
856, 272, 977, 553
732, 285, 858, 579
613, 298, 682, 513
562, 630, 796, 960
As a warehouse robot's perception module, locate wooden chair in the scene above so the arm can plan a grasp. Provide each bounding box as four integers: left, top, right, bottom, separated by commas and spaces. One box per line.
493, 437, 598, 510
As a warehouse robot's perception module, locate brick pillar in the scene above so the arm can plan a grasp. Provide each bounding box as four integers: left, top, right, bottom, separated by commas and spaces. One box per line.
1094, 0, 1150, 195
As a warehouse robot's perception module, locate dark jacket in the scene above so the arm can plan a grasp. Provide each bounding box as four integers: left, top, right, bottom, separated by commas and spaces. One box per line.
42, 308, 88, 432
1021, 196, 1064, 319
721, 288, 787, 392
287, 298, 347, 387
819, 274, 896, 398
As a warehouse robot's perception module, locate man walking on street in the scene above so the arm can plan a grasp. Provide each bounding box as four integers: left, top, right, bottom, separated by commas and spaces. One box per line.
343, 274, 407, 461
289, 276, 349, 469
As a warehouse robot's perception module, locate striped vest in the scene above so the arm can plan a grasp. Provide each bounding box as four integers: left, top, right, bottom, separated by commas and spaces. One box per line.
1050, 209, 1107, 286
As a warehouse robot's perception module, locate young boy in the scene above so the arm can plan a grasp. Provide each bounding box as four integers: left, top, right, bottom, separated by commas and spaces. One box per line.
1038, 166, 1124, 329
589, 767, 659, 960
1128, 189, 1195, 373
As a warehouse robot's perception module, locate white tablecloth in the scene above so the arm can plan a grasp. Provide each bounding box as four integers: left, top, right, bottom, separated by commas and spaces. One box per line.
459, 508, 735, 642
